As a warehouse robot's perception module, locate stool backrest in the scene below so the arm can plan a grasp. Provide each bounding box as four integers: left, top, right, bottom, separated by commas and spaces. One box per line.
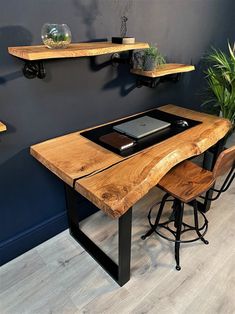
213, 145, 235, 178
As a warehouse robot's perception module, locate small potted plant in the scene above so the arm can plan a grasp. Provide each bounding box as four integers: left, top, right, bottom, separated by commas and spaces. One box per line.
143, 45, 166, 71
202, 42, 235, 136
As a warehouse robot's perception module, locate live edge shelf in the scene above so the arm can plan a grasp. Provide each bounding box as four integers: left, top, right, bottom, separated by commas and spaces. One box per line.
8, 42, 149, 61
0, 122, 7, 133
131, 63, 195, 88
8, 41, 149, 79
131, 63, 195, 78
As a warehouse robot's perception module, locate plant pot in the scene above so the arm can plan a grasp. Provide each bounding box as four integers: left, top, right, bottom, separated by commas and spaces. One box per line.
143, 56, 156, 71
132, 51, 144, 70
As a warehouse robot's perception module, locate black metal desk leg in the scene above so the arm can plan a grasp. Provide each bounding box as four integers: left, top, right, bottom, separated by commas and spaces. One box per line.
203, 137, 227, 170
118, 207, 132, 286
200, 137, 227, 212
64, 184, 132, 286
64, 184, 80, 228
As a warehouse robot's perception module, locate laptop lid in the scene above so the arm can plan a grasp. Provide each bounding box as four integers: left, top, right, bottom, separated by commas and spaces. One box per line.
113, 115, 171, 139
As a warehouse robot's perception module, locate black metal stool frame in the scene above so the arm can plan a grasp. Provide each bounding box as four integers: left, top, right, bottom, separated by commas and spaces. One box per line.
141, 163, 234, 271
142, 195, 209, 271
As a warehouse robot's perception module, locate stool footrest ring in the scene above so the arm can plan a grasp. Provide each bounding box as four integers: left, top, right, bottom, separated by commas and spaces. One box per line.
146, 198, 209, 244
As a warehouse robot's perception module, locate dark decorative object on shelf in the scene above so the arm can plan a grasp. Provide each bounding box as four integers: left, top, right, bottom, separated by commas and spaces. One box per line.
111, 37, 135, 44
112, 15, 135, 44
121, 15, 128, 37
41, 23, 72, 49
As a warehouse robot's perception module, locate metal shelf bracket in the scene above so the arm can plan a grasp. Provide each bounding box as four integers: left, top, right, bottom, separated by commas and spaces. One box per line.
111, 51, 133, 67
136, 73, 182, 88
23, 61, 46, 79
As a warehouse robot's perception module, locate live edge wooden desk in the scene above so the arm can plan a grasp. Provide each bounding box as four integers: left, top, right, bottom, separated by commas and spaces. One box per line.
30, 105, 231, 286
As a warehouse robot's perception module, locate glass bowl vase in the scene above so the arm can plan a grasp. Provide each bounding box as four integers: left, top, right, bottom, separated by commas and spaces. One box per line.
41, 23, 72, 49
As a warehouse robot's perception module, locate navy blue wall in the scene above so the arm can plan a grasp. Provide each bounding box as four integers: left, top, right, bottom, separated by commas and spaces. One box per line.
0, 0, 234, 265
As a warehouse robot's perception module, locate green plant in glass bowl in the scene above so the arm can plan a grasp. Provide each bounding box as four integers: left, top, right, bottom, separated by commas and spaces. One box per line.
203, 42, 235, 132
143, 45, 166, 71
41, 23, 72, 49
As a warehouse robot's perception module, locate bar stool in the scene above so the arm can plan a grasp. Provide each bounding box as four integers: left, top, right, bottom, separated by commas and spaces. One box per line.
141, 145, 235, 270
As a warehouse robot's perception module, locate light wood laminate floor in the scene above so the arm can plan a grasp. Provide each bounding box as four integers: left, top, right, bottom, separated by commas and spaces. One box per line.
1, 175, 235, 314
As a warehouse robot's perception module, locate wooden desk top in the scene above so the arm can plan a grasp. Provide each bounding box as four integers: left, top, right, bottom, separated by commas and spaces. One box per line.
0, 122, 7, 132
30, 105, 232, 218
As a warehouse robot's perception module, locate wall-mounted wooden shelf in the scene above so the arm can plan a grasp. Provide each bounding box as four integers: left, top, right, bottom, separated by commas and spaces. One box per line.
8, 42, 149, 61
131, 63, 195, 88
0, 122, 7, 132
130, 63, 195, 78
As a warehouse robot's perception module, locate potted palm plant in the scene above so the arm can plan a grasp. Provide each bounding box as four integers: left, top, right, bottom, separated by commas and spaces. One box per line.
203, 42, 235, 135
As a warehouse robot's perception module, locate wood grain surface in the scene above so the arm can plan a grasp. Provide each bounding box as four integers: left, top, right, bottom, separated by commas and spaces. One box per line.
0, 121, 7, 132
8, 42, 149, 61
30, 105, 232, 218
30, 132, 123, 187
30, 108, 156, 186
131, 64, 195, 78
75, 105, 232, 218
158, 160, 215, 203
